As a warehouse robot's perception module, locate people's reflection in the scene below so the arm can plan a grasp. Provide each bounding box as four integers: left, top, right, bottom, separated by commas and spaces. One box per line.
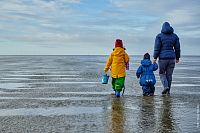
138, 96, 156, 132
159, 96, 175, 133
111, 97, 124, 133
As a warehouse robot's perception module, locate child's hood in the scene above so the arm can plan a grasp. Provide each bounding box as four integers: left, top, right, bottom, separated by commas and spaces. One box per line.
141, 59, 152, 66
112, 47, 126, 56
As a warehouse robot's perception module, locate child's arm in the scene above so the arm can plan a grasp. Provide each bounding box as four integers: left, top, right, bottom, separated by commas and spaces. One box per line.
104, 54, 113, 73
136, 66, 142, 78
125, 52, 129, 64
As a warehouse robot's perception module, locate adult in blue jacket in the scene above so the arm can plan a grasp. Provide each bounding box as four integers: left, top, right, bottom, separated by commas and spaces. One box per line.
153, 22, 181, 94
136, 53, 158, 96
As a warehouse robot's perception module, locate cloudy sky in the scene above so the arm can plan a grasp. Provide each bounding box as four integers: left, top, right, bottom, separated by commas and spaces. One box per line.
0, 0, 199, 55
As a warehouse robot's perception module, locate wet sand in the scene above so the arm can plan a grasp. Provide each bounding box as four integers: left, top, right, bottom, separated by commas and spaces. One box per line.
0, 55, 199, 133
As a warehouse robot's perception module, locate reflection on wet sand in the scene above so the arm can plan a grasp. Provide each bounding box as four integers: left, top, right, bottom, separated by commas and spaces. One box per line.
158, 96, 176, 133
109, 96, 178, 132
137, 96, 156, 132
0, 56, 199, 132
111, 97, 124, 133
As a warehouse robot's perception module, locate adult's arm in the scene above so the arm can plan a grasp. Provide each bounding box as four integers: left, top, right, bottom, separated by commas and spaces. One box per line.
153, 35, 162, 59
174, 36, 180, 60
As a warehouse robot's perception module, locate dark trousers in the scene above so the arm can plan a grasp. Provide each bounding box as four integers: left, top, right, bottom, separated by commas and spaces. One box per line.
142, 84, 155, 96
159, 59, 175, 89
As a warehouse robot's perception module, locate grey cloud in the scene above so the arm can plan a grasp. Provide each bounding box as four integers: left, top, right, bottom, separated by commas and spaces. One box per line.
110, 0, 200, 24
0, 0, 199, 55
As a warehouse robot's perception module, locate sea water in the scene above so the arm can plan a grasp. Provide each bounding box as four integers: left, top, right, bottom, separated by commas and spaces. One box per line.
0, 55, 199, 132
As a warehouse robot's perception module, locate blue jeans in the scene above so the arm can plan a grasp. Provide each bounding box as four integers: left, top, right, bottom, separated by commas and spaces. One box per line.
159, 59, 175, 89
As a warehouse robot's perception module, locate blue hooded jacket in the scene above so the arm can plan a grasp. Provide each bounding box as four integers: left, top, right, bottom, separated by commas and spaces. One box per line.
153, 22, 180, 60
136, 59, 158, 86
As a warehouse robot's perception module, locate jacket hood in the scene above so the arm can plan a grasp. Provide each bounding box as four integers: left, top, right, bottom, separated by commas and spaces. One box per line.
141, 59, 151, 66
161, 22, 174, 34
112, 47, 125, 56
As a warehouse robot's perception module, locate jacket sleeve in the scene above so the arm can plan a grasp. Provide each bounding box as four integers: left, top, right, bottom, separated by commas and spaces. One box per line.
104, 54, 112, 73
153, 63, 158, 71
174, 36, 181, 60
153, 35, 162, 59
125, 52, 129, 64
136, 66, 142, 78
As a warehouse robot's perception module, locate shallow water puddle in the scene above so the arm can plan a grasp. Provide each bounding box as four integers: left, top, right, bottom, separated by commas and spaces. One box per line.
0, 81, 100, 90
5, 74, 80, 77
0, 96, 106, 101
172, 84, 200, 87
176, 66, 199, 70
0, 83, 25, 89
0, 106, 103, 116
175, 76, 200, 79
61, 91, 111, 95
33, 97, 106, 101
29, 81, 100, 84
1, 77, 83, 80
156, 84, 200, 88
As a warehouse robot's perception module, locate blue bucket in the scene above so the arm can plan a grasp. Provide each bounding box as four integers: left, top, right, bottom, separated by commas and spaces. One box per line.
102, 74, 109, 84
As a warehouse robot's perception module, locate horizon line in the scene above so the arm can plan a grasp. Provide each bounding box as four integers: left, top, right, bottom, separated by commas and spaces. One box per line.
0, 54, 199, 56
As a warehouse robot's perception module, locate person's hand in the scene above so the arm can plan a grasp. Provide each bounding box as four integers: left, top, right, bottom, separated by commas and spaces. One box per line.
104, 70, 107, 75
153, 59, 157, 64
176, 59, 179, 64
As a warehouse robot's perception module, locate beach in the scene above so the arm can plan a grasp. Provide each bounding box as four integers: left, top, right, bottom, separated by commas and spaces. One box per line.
0, 55, 200, 133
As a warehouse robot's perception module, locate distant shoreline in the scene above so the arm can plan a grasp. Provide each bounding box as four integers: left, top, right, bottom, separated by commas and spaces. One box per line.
0, 55, 199, 56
